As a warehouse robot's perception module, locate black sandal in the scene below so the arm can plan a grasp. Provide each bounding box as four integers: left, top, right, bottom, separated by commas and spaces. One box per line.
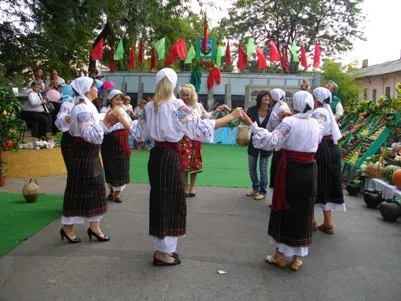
107, 193, 114, 201
188, 193, 196, 198
153, 253, 181, 266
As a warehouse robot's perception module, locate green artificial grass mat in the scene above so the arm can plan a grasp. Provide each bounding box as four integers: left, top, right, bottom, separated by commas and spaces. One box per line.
130, 143, 271, 188
0, 192, 63, 256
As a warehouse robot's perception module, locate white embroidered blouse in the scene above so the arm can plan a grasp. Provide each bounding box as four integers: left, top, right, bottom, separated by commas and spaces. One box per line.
267, 102, 291, 131
250, 115, 325, 153
140, 98, 215, 143
55, 101, 74, 132
69, 97, 107, 144
311, 107, 332, 137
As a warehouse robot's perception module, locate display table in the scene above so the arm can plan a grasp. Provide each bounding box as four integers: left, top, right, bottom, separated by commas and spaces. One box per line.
213, 127, 238, 145
365, 178, 401, 200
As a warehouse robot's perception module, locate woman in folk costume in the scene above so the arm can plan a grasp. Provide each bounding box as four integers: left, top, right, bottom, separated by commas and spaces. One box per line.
60, 77, 122, 243
141, 68, 244, 266
178, 83, 230, 197
311, 87, 345, 234
55, 93, 75, 163
101, 89, 132, 203
241, 91, 325, 271
266, 88, 292, 189
245, 90, 273, 201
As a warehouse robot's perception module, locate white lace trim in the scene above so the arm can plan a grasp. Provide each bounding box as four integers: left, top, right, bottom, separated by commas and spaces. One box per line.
61, 215, 102, 225
314, 202, 346, 212
268, 237, 308, 257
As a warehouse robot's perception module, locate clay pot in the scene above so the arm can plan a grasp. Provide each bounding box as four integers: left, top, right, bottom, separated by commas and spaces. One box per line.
22, 179, 40, 203
379, 201, 401, 222
364, 189, 383, 208
346, 183, 361, 196
0, 177, 5, 187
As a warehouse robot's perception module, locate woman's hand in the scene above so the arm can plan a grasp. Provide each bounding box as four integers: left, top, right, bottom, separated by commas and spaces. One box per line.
103, 110, 120, 127
230, 107, 244, 120
216, 104, 231, 112
65, 116, 71, 124
241, 112, 253, 126
279, 110, 292, 120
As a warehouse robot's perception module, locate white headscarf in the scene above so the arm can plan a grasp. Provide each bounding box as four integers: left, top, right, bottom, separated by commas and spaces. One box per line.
70, 77, 95, 104
156, 68, 177, 88
270, 88, 286, 103
107, 89, 123, 101
292, 91, 314, 118
313, 87, 342, 144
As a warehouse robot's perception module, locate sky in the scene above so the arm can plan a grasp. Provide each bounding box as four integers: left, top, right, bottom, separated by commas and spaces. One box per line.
192, 0, 401, 68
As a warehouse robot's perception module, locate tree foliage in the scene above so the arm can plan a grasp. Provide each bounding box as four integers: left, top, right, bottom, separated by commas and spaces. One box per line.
223, 0, 365, 58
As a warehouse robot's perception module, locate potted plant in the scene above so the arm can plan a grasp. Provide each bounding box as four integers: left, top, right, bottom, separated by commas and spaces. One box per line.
0, 87, 25, 185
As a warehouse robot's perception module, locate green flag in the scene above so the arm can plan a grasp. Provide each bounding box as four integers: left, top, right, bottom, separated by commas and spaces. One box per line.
291, 40, 299, 62
154, 38, 166, 60
185, 44, 196, 64
114, 39, 125, 61
216, 46, 224, 67
246, 38, 257, 60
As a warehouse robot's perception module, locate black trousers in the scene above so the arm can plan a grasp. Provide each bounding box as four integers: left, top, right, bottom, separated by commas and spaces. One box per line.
21, 111, 49, 137
51, 102, 61, 134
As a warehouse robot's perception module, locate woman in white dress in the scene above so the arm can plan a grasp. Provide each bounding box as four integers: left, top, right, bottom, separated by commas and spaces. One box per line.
241, 91, 326, 271
139, 68, 244, 266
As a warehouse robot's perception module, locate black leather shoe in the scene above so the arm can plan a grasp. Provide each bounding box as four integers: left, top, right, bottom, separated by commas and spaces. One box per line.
60, 228, 81, 243
188, 193, 196, 198
87, 228, 110, 242
114, 197, 123, 203
153, 253, 181, 266
107, 193, 114, 201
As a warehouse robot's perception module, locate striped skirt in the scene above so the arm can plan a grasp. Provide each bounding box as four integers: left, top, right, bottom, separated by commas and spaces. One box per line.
101, 130, 131, 187
268, 159, 317, 247
315, 139, 344, 205
148, 145, 186, 238
63, 137, 107, 217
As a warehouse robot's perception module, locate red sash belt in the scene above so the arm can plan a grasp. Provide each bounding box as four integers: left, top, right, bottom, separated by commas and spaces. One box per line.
155, 141, 179, 152
272, 150, 315, 212
111, 129, 130, 154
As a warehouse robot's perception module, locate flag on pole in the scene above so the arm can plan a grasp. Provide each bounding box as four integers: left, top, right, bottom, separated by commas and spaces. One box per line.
216, 46, 224, 67
237, 45, 247, 71
256, 47, 267, 69
313, 40, 321, 68
154, 38, 166, 60
269, 40, 280, 62
291, 40, 299, 62
109, 47, 115, 72
150, 47, 157, 70
129, 44, 135, 70
202, 13, 208, 53
90, 38, 104, 61
246, 38, 257, 60
138, 39, 144, 64
185, 44, 196, 64
300, 45, 308, 69
164, 39, 187, 66
225, 40, 232, 67
280, 44, 289, 73
114, 39, 125, 61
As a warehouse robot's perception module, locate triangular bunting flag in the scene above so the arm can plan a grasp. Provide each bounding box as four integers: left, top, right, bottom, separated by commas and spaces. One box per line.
154, 38, 166, 60
129, 44, 135, 70
90, 37, 104, 61
280, 44, 289, 73
138, 39, 144, 64
216, 46, 224, 67
150, 47, 157, 70
313, 40, 321, 68
301, 45, 308, 69
256, 47, 267, 69
225, 40, 232, 67
246, 38, 257, 60
114, 39, 125, 61
291, 40, 299, 62
164, 39, 187, 66
109, 47, 115, 72
185, 44, 196, 64
269, 40, 280, 62
237, 45, 247, 71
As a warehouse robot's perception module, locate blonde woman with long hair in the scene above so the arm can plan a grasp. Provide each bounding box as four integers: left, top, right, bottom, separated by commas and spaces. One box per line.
141, 68, 244, 266
179, 83, 230, 197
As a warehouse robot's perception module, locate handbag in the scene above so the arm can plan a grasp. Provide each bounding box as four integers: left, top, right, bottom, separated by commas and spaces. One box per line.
236, 123, 250, 146
43, 102, 56, 113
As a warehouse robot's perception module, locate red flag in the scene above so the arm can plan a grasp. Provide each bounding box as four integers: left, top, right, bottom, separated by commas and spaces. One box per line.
138, 39, 144, 64
164, 39, 187, 66
203, 14, 208, 54
225, 40, 232, 67
237, 45, 247, 71
301, 45, 308, 69
256, 47, 267, 69
150, 47, 157, 70
269, 40, 280, 62
280, 44, 289, 73
109, 47, 115, 72
129, 45, 135, 70
90, 37, 104, 61
313, 40, 321, 68
207, 67, 221, 90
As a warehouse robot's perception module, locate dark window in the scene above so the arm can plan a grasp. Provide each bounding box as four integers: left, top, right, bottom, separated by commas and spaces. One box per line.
385, 86, 391, 98
363, 88, 368, 100
372, 89, 377, 101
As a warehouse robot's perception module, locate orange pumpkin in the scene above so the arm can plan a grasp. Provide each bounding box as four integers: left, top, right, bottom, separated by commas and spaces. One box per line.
392, 169, 401, 189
